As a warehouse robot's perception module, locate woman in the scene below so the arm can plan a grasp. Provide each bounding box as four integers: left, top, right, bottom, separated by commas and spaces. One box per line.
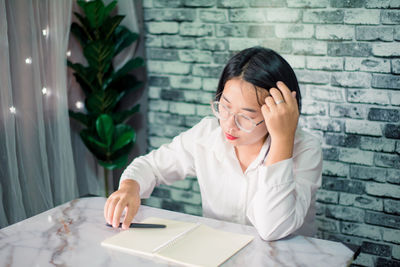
104, 46, 322, 241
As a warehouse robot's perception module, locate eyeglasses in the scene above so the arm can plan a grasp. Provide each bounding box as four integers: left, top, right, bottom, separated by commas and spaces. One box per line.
210, 101, 264, 133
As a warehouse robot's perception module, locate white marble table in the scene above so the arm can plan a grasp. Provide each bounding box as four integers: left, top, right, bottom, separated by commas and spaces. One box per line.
0, 197, 355, 266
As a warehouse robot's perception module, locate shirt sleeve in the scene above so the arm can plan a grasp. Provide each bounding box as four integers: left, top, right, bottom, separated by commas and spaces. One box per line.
246, 138, 323, 241
119, 118, 212, 198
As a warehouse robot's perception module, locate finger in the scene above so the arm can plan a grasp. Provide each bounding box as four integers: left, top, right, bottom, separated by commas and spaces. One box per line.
265, 96, 277, 110
276, 81, 295, 105
104, 197, 111, 222
122, 204, 139, 230
269, 87, 284, 105
107, 197, 120, 226
113, 200, 127, 228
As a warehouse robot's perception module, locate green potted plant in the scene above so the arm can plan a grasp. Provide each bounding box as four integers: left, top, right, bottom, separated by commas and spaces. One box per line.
68, 0, 144, 196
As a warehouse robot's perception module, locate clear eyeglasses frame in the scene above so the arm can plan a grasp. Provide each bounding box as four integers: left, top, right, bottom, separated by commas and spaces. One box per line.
210, 101, 264, 133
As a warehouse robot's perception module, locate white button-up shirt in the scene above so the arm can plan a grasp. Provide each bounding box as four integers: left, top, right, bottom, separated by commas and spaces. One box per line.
120, 116, 322, 241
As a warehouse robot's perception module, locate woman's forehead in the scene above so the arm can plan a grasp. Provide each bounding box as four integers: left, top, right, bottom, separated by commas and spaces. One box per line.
222, 79, 269, 107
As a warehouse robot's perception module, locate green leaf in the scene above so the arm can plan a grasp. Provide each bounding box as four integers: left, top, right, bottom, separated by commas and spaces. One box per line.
73, 12, 95, 41
98, 154, 128, 170
112, 104, 140, 124
69, 110, 89, 126
86, 90, 118, 114
81, 0, 107, 29
80, 129, 108, 161
114, 26, 139, 56
112, 57, 144, 81
83, 41, 114, 74
96, 114, 114, 147
112, 124, 135, 152
101, 15, 124, 40
70, 22, 89, 46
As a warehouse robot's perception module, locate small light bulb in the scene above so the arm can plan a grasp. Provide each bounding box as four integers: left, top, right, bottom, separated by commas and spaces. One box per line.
42, 87, 47, 95
75, 101, 84, 109
10, 106, 16, 114
42, 28, 48, 37
66, 50, 71, 57
25, 57, 32, 64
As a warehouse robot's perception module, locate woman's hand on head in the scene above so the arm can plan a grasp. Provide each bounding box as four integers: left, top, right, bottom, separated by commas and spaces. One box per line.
104, 179, 141, 230
261, 81, 299, 142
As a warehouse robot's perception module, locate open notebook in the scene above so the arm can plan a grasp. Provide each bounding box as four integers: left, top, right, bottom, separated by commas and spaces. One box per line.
101, 217, 254, 267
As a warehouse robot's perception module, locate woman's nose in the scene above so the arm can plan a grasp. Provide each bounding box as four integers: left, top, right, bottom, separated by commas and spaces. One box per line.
225, 114, 239, 130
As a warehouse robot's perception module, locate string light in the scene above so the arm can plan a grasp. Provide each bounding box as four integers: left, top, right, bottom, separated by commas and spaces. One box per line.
42, 28, 48, 37
25, 57, 32, 64
42, 87, 48, 95
9, 106, 16, 114
66, 50, 71, 57
75, 101, 84, 109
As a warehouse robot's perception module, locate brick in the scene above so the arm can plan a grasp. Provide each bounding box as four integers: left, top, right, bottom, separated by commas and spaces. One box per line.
162, 36, 196, 49
350, 165, 387, 183
160, 89, 184, 101
395, 26, 400, 41
303, 9, 344, 23
179, 23, 213, 37
351, 253, 376, 267
184, 115, 203, 127
341, 221, 381, 240
345, 57, 391, 73
148, 112, 185, 126
276, 24, 314, 39
183, 0, 215, 7
144, 9, 195, 22
316, 217, 340, 232
161, 199, 184, 213
184, 203, 202, 216
392, 59, 400, 74
192, 64, 224, 78
315, 25, 353, 41
142, 196, 162, 209
366, 182, 400, 198
373, 43, 400, 57
339, 147, 374, 165
287, 0, 328, 7
213, 52, 232, 64
228, 9, 265, 22
328, 42, 371, 57
374, 152, 400, 168
384, 124, 400, 139
329, 103, 367, 119
295, 70, 330, 84
149, 76, 170, 87
199, 10, 227, 23
306, 57, 343, 71
152, 187, 171, 198
183, 91, 214, 104
323, 147, 340, 161
148, 99, 169, 112
322, 176, 365, 194
368, 108, 399, 122
339, 193, 383, 211
149, 124, 188, 138
366, 0, 400, 8
202, 78, 219, 92
303, 116, 342, 132
376, 258, 400, 266
149, 136, 171, 148
178, 50, 212, 63
322, 160, 349, 177
361, 241, 392, 257
323, 232, 364, 246
196, 104, 213, 116
383, 229, 400, 244
142, 0, 152, 8
228, 38, 260, 51
326, 205, 364, 222
345, 119, 382, 136
148, 87, 161, 99
153, 0, 182, 7
261, 39, 292, 54
390, 91, 400, 105
147, 22, 179, 34
170, 188, 202, 205
147, 60, 190, 74
170, 75, 202, 90
365, 210, 400, 229
344, 9, 380, 25
300, 100, 328, 115
360, 136, 396, 152
381, 10, 400, 24
292, 40, 327, 56
387, 169, 400, 185
169, 102, 196, 115
247, 25, 275, 38
170, 179, 192, 190
384, 199, 400, 215
347, 89, 390, 105
217, 0, 248, 8
356, 26, 394, 41
216, 24, 247, 37
147, 48, 179, 61
372, 74, 400, 89
331, 72, 371, 88
250, 0, 286, 7
394, 245, 400, 260
266, 8, 301, 22
191, 180, 200, 192
316, 202, 325, 215
316, 189, 339, 203
146, 35, 162, 47
196, 38, 228, 51
330, 0, 364, 7
282, 55, 305, 69
325, 133, 360, 148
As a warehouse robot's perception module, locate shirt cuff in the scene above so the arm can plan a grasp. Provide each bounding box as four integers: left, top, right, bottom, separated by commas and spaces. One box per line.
258, 158, 294, 188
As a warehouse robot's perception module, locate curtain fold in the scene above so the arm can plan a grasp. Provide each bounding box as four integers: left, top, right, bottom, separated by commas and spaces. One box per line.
0, 0, 77, 228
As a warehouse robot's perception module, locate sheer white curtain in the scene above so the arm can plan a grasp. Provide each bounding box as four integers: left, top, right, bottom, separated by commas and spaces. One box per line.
0, 0, 77, 227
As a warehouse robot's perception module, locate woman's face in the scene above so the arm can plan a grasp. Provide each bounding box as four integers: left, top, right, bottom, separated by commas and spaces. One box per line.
219, 78, 268, 147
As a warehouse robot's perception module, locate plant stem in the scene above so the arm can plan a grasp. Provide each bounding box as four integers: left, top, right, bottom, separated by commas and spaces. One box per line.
104, 167, 109, 197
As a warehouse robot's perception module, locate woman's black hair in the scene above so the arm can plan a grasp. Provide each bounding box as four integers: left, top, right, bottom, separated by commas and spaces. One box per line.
215, 46, 302, 112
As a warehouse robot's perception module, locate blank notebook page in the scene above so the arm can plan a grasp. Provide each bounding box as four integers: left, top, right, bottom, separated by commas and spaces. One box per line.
156, 224, 254, 267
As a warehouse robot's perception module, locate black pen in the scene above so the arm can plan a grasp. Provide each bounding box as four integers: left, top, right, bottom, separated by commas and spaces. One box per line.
106, 222, 166, 229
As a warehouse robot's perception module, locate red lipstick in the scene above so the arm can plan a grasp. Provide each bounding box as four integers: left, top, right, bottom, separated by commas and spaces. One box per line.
225, 133, 238, 140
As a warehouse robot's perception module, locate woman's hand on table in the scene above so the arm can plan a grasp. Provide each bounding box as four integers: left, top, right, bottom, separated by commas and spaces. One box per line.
104, 179, 141, 230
